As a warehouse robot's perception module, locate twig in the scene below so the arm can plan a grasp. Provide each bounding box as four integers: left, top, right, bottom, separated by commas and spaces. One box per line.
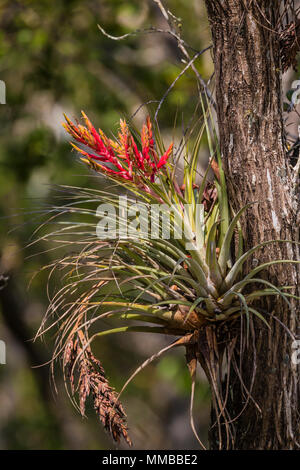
98, 24, 200, 54
130, 100, 159, 120
98, 0, 215, 108
152, 0, 216, 109
153, 0, 169, 20
154, 47, 212, 122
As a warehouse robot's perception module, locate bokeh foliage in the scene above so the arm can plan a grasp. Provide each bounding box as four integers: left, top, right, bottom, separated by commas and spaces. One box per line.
0, 0, 212, 449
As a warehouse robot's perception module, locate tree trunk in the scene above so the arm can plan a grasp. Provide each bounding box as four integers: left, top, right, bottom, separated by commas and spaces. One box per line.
203, 0, 300, 449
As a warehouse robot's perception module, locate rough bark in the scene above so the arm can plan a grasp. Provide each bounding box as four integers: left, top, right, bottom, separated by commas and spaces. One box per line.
204, 0, 300, 449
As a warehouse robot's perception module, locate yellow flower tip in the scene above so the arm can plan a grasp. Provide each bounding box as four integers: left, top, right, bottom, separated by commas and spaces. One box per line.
146, 115, 152, 127
63, 113, 73, 125
81, 110, 89, 122
119, 119, 129, 135
70, 142, 87, 156
81, 110, 93, 130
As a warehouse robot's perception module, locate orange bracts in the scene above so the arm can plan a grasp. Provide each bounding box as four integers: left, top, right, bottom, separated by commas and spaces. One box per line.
63, 112, 173, 188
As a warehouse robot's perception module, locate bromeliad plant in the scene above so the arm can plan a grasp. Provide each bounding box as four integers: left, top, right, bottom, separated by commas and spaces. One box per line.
37, 98, 299, 449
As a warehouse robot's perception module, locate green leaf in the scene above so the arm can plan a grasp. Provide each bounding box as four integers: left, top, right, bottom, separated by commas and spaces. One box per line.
224, 240, 300, 288
218, 203, 254, 276
93, 325, 183, 338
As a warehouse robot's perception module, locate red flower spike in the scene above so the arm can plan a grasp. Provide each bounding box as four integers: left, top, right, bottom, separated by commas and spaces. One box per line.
157, 143, 174, 169
63, 112, 173, 188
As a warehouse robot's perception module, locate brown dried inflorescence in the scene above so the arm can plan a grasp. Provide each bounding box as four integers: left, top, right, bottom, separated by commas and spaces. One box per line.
202, 180, 217, 213
63, 331, 131, 446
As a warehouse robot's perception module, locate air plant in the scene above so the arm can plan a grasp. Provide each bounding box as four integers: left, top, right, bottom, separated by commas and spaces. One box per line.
36, 97, 299, 449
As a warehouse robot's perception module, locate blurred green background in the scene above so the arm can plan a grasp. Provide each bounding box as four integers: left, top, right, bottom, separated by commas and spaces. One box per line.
0, 0, 213, 449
